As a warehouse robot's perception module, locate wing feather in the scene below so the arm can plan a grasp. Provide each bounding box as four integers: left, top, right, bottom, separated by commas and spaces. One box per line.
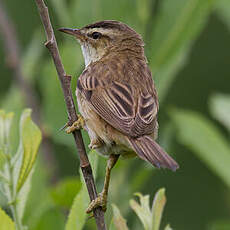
77, 60, 158, 137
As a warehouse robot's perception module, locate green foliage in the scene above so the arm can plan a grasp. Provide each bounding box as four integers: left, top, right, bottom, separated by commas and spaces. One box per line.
21, 30, 44, 81
111, 188, 170, 230
130, 193, 152, 230
210, 94, 230, 132
0, 207, 15, 230
0, 110, 42, 230
16, 109, 42, 192
209, 220, 230, 230
151, 188, 167, 230
170, 109, 230, 187
33, 208, 65, 230
150, 0, 215, 101
0, 150, 7, 172
216, 0, 230, 30
164, 225, 173, 230
0, 110, 14, 148
130, 189, 168, 230
136, 0, 151, 24
23, 158, 56, 230
50, 0, 71, 25
65, 186, 87, 230
50, 177, 81, 209
65, 151, 98, 230
110, 204, 129, 230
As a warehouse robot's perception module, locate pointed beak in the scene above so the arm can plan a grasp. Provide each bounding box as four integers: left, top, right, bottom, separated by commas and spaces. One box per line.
58, 28, 84, 40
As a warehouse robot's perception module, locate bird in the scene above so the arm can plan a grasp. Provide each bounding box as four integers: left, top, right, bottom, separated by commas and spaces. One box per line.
59, 20, 179, 213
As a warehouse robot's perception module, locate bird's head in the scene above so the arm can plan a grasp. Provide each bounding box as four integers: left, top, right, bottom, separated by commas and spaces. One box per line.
59, 20, 144, 67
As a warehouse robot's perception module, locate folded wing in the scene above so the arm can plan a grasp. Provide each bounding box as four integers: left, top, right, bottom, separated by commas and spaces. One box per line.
77, 75, 158, 137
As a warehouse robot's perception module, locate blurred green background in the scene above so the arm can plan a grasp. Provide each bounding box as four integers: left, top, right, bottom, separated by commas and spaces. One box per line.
0, 0, 230, 229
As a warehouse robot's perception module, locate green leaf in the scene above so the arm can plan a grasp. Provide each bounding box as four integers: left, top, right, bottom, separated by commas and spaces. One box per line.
70, 0, 141, 31
111, 204, 129, 230
16, 168, 34, 220
109, 221, 117, 230
210, 93, 230, 132
152, 188, 166, 230
0, 150, 7, 171
130, 193, 152, 230
164, 224, 173, 230
65, 186, 88, 230
88, 150, 99, 180
0, 110, 14, 150
15, 109, 42, 192
22, 30, 44, 81
0, 110, 14, 176
170, 109, 230, 187
149, 0, 215, 101
153, 51, 188, 103
136, 0, 151, 24
1, 87, 25, 155
50, 0, 71, 25
33, 207, 65, 230
50, 177, 81, 209
0, 207, 15, 230
216, 0, 230, 30
70, 0, 101, 26
209, 219, 230, 230
65, 151, 98, 230
23, 157, 54, 230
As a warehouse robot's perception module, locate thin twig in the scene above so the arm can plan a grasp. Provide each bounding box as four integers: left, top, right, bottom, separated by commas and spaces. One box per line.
0, 0, 57, 183
34, 0, 106, 229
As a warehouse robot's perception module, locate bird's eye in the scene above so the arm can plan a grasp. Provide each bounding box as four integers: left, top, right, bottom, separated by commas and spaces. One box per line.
91, 32, 102, 39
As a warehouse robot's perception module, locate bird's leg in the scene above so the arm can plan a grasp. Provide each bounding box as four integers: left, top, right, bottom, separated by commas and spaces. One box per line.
65, 114, 85, 134
86, 154, 120, 213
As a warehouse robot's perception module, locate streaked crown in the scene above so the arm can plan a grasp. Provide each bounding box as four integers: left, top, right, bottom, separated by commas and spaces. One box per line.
59, 20, 145, 66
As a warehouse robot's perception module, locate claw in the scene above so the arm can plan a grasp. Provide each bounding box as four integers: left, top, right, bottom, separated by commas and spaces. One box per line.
65, 115, 85, 134
86, 192, 107, 213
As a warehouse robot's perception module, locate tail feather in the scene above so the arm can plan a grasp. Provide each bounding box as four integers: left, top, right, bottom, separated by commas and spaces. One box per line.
128, 135, 179, 171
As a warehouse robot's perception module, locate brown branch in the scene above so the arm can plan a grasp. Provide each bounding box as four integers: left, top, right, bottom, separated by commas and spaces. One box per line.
0, 0, 58, 183
34, 0, 106, 229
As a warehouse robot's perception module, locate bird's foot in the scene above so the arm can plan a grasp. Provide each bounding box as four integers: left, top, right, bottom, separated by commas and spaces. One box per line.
86, 192, 107, 213
65, 114, 85, 134
88, 138, 103, 149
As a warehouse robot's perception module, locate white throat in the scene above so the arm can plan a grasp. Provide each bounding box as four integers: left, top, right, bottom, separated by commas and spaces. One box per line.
81, 43, 101, 67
